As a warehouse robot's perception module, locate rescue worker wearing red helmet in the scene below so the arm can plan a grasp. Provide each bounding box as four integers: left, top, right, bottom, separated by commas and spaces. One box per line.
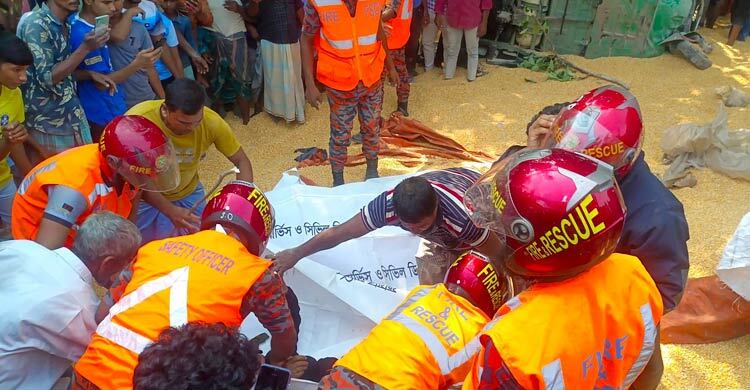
497, 85, 689, 313
462, 148, 664, 389
72, 181, 299, 389
319, 251, 513, 390
11, 115, 180, 250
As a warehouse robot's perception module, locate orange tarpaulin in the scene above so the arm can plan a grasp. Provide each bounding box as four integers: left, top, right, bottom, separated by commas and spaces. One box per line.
661, 275, 750, 344
297, 114, 494, 168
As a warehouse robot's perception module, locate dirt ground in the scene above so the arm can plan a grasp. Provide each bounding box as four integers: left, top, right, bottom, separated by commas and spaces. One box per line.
201, 23, 750, 389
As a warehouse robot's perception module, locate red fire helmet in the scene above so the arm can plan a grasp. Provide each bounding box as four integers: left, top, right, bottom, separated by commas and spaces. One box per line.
99, 115, 180, 192
444, 251, 514, 317
547, 85, 644, 178
464, 148, 626, 281
200, 181, 275, 256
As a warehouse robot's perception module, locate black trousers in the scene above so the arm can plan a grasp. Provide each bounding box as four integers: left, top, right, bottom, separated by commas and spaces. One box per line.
405, 5, 425, 73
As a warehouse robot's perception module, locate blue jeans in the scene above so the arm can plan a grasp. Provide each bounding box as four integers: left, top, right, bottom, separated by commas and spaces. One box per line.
137, 183, 206, 244
0, 179, 16, 227
740, 17, 750, 41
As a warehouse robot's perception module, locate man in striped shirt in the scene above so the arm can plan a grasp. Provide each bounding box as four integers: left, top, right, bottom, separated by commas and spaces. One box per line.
273, 168, 505, 284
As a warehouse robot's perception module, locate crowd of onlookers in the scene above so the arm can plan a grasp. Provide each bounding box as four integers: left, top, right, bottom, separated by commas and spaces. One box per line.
0, 0, 497, 203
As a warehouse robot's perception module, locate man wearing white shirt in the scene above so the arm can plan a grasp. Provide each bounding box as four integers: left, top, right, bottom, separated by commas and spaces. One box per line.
0, 211, 142, 389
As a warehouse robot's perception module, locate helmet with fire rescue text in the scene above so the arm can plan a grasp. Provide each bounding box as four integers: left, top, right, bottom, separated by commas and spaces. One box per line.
99, 115, 180, 192
444, 251, 514, 317
547, 85, 644, 178
200, 181, 275, 256
463, 148, 626, 281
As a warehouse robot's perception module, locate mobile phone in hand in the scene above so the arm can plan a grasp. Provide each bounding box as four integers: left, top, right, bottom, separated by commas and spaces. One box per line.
255, 364, 291, 390
95, 14, 110, 36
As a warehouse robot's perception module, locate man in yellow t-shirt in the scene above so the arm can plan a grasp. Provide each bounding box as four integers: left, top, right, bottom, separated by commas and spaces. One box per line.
126, 78, 254, 243
0, 32, 34, 227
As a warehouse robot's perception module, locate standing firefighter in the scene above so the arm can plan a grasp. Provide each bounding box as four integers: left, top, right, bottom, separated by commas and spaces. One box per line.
300, 0, 399, 186
11, 115, 179, 249
382, 0, 412, 116
462, 148, 664, 389
320, 251, 513, 389
73, 181, 298, 389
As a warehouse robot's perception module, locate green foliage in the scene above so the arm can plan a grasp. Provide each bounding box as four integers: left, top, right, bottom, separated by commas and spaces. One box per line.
519, 6, 549, 36
519, 53, 576, 82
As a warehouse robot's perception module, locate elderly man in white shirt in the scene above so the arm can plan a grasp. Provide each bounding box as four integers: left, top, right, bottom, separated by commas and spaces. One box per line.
0, 211, 142, 389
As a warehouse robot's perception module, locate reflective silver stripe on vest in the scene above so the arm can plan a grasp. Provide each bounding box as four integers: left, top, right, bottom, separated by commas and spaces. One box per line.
391, 312, 452, 374
17, 162, 57, 195
357, 34, 377, 46
96, 267, 191, 355
399, 0, 411, 19
624, 303, 657, 387
387, 286, 481, 375
313, 0, 343, 6
88, 183, 114, 204
321, 31, 353, 50
541, 358, 565, 390
505, 295, 521, 311
446, 334, 482, 371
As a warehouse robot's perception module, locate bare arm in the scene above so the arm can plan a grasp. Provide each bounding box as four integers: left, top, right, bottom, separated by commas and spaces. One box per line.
474, 232, 506, 262
269, 327, 297, 364
381, 0, 400, 21
35, 218, 72, 249
631, 326, 663, 390
0, 138, 12, 162
54, 30, 112, 84
174, 28, 200, 60
146, 66, 166, 98
162, 45, 185, 78
108, 63, 144, 84
377, 21, 396, 77
9, 143, 34, 178
110, 8, 142, 43
227, 147, 254, 182
129, 191, 142, 224
53, 45, 94, 85
300, 33, 317, 87
142, 191, 201, 231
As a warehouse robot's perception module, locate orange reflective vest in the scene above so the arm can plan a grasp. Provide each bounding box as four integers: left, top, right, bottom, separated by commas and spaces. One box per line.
73, 230, 271, 389
311, 0, 386, 91
463, 253, 663, 389
335, 284, 489, 389
11, 144, 134, 248
384, 0, 412, 50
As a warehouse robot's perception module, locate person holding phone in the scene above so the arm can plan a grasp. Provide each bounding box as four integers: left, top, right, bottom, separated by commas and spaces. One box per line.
71, 0, 164, 141
109, 0, 167, 109
17, 0, 108, 160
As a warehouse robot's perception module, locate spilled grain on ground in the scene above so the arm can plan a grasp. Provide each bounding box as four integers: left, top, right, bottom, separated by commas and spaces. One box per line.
201, 24, 750, 389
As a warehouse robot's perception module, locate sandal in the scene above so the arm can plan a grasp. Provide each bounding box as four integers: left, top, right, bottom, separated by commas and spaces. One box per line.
468, 68, 488, 82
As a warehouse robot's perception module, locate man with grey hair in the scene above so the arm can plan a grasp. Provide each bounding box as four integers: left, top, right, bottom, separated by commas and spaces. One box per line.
0, 211, 141, 389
